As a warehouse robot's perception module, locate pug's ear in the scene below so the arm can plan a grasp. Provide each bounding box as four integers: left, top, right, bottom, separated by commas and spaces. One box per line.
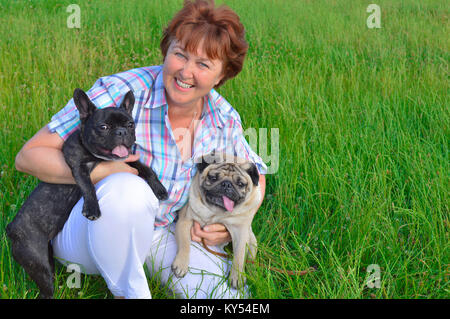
196, 151, 220, 173
120, 90, 135, 115
244, 163, 260, 186
73, 88, 97, 121
196, 157, 210, 173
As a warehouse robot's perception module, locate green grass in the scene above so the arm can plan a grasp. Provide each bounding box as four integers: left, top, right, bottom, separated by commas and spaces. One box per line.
0, 0, 448, 299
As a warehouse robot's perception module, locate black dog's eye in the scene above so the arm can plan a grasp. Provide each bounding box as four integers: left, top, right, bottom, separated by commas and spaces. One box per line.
99, 124, 109, 130
128, 122, 135, 129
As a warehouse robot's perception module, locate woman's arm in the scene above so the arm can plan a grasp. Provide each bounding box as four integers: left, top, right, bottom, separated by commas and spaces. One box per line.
256, 173, 266, 210
15, 125, 140, 185
15, 125, 76, 184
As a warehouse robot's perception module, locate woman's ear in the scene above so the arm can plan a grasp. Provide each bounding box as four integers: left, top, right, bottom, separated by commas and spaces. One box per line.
214, 71, 225, 87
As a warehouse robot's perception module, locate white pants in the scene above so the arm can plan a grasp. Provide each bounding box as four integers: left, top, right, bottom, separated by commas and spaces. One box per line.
52, 173, 246, 299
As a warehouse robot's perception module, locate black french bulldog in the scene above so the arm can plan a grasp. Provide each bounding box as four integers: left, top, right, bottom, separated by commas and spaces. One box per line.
6, 88, 168, 299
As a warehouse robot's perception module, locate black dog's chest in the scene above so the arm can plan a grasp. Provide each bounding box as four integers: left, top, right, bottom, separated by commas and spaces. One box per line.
62, 130, 99, 170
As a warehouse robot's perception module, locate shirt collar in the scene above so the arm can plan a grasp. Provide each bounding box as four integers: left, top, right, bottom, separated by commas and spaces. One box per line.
145, 66, 225, 129
143, 66, 167, 109
203, 90, 225, 129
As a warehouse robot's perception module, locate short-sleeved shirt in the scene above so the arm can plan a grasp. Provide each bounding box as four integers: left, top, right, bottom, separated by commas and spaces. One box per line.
48, 65, 267, 229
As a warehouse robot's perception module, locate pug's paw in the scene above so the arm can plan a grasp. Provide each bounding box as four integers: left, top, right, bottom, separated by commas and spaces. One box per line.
229, 270, 246, 290
171, 255, 189, 278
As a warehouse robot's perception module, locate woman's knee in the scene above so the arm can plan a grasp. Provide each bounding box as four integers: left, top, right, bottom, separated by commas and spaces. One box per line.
94, 172, 159, 223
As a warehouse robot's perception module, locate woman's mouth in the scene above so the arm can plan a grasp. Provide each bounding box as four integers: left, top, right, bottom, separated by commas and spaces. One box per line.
175, 77, 195, 91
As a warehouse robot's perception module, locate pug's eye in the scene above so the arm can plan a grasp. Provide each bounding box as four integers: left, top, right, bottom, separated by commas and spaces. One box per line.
237, 181, 246, 188
208, 175, 218, 182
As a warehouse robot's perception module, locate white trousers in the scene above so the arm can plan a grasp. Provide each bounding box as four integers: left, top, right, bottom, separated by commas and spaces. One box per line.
52, 172, 246, 299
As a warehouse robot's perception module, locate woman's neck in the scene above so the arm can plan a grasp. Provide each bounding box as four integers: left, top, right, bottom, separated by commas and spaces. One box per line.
167, 98, 203, 122
167, 98, 204, 162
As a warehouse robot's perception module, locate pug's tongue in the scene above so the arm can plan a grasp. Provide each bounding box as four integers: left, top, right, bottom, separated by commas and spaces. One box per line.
111, 145, 129, 158
222, 195, 235, 212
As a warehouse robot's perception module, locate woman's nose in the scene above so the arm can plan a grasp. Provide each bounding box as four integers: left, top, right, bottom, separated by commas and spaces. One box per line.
179, 60, 194, 79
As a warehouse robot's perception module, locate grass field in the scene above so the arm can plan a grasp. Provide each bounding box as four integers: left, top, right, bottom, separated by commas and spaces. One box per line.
0, 0, 448, 299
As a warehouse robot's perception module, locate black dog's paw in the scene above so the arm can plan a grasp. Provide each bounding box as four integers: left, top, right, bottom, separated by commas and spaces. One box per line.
82, 201, 101, 221
152, 183, 168, 201
38, 292, 54, 299
130, 161, 168, 201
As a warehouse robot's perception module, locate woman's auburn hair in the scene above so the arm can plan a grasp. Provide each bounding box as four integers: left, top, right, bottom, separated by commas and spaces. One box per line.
160, 0, 248, 88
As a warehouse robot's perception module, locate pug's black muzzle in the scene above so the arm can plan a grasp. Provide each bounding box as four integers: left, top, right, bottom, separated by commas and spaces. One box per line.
204, 181, 244, 210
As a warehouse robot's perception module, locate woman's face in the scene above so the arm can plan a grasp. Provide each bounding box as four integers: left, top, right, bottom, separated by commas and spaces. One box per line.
163, 39, 224, 110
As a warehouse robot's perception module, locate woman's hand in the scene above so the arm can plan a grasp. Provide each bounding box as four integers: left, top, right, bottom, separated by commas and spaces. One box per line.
191, 221, 231, 246
90, 153, 141, 184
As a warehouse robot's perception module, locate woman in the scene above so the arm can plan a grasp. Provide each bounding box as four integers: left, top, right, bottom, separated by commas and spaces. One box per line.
15, 0, 266, 299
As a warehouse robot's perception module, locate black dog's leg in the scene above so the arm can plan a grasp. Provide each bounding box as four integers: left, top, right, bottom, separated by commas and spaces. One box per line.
6, 183, 82, 299
48, 241, 55, 274
71, 164, 101, 220
129, 161, 168, 200
9, 235, 54, 298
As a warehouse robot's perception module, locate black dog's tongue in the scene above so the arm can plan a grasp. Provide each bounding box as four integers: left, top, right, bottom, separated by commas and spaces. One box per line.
111, 145, 129, 158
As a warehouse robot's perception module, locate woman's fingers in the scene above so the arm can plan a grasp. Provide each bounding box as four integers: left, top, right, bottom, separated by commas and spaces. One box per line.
203, 223, 227, 233
191, 221, 231, 246
125, 152, 140, 163
190, 222, 203, 243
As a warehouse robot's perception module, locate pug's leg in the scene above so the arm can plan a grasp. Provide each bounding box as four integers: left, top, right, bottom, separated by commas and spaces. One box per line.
248, 229, 258, 261
147, 224, 248, 299
171, 206, 193, 278
228, 226, 249, 289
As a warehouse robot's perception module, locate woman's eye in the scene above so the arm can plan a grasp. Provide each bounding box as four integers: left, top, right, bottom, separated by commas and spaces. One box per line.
175, 52, 186, 59
199, 62, 209, 69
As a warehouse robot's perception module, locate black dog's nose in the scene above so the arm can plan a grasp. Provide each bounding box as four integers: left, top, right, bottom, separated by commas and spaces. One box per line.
115, 128, 127, 136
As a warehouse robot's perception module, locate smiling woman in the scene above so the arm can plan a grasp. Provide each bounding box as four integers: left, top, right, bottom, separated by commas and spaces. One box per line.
12, 0, 267, 299
2, 0, 448, 300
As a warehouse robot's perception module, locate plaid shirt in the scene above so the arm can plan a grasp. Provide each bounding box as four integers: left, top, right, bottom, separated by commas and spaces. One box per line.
48, 65, 267, 229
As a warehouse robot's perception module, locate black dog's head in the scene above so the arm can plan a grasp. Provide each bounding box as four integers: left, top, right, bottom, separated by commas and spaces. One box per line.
73, 88, 136, 161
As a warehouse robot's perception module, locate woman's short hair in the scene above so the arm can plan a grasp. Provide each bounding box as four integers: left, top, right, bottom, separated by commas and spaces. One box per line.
160, 0, 248, 87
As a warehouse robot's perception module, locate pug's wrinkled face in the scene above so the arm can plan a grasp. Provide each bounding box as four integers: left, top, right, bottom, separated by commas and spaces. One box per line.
198, 161, 259, 212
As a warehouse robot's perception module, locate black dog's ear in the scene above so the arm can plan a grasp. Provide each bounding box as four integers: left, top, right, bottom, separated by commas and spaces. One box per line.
245, 163, 260, 186
120, 90, 135, 115
73, 88, 97, 121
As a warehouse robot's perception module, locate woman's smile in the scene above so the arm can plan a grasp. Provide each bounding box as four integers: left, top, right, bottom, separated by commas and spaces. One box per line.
174, 77, 195, 90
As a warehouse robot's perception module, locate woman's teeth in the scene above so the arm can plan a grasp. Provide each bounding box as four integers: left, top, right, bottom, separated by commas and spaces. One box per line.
176, 78, 194, 89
